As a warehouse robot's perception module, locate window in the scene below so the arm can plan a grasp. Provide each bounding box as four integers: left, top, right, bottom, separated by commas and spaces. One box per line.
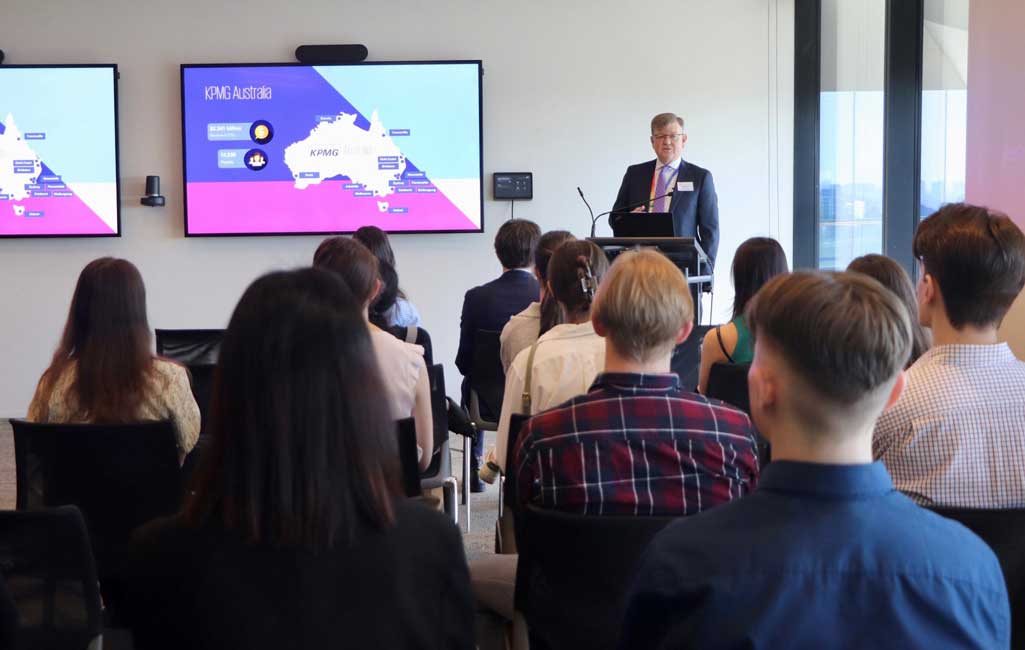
794, 0, 971, 274
818, 0, 886, 270
920, 0, 969, 217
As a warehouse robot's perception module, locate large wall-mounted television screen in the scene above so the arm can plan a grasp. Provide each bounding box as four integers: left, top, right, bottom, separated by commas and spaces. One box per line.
0, 64, 120, 237
181, 61, 483, 236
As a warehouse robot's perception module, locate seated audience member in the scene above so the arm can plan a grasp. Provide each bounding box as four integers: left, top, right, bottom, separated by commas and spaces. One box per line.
314, 237, 433, 471
874, 203, 1025, 507
456, 219, 541, 489
126, 268, 474, 650
493, 241, 609, 475
469, 249, 759, 643
499, 230, 575, 371
699, 237, 787, 394
620, 271, 1010, 649
367, 260, 403, 330
848, 253, 931, 367
28, 257, 199, 463
516, 248, 760, 513
353, 225, 422, 328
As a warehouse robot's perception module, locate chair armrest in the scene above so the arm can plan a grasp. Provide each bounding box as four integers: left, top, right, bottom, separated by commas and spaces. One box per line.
446, 397, 479, 443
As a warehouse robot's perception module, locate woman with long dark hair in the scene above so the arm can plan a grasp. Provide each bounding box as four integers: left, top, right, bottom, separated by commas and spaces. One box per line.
314, 237, 434, 470
492, 240, 610, 474
354, 225, 422, 328
699, 237, 788, 394
848, 254, 931, 367
127, 268, 473, 649
28, 257, 199, 461
499, 230, 576, 371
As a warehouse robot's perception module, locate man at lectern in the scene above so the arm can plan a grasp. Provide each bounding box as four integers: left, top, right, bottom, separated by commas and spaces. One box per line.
612, 112, 720, 266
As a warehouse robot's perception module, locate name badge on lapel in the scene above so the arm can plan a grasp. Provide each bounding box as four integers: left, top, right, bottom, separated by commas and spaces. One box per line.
677, 181, 694, 192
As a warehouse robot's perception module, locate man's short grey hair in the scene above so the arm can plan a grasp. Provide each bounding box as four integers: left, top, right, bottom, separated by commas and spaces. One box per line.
650, 113, 685, 135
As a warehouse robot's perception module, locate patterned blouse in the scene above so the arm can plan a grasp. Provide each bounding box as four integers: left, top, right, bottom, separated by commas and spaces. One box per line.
27, 358, 201, 459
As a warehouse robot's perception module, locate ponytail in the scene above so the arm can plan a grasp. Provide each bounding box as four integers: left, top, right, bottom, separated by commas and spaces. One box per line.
547, 241, 609, 317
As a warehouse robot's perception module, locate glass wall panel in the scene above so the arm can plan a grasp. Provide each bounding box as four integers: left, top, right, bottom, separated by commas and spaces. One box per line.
818, 0, 887, 270
921, 0, 969, 218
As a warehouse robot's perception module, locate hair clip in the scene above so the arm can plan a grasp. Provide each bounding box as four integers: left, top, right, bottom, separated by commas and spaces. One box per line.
579, 258, 597, 302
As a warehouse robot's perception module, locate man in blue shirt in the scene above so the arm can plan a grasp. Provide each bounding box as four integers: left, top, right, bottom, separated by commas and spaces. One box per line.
619, 271, 1010, 649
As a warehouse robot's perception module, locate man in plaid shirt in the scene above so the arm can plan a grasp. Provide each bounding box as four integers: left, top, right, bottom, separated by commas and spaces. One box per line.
513, 248, 760, 515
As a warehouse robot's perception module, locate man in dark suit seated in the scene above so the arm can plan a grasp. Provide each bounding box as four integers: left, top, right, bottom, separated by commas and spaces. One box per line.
456, 218, 541, 492
612, 112, 719, 267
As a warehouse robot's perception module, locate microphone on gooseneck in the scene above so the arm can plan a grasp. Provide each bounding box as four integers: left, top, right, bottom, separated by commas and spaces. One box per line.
590, 190, 675, 237
578, 187, 598, 237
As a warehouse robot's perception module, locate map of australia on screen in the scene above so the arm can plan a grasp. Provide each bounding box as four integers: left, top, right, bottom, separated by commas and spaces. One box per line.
182, 63, 483, 235
0, 66, 119, 237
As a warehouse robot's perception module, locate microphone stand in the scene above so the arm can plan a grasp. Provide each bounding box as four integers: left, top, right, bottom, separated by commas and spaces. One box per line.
586, 190, 675, 238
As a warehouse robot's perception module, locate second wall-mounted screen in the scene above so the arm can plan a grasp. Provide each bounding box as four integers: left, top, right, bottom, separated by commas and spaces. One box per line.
181, 61, 483, 236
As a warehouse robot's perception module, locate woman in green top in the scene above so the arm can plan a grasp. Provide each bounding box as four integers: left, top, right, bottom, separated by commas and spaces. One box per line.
699, 237, 788, 394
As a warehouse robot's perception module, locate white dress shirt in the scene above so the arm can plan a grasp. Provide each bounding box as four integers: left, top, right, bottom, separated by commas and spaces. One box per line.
499, 301, 541, 373
873, 343, 1025, 507
494, 321, 606, 471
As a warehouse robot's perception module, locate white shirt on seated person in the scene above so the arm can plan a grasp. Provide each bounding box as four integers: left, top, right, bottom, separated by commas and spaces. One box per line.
369, 327, 433, 469
494, 320, 605, 473
499, 301, 540, 373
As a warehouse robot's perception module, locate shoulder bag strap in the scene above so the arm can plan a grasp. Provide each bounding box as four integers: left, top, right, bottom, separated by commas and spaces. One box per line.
521, 339, 541, 413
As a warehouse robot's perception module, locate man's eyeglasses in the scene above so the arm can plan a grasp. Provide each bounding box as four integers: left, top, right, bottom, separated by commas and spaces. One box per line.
652, 133, 684, 142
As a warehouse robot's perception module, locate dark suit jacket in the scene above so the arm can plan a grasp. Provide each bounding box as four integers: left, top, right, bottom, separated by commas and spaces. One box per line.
612, 159, 720, 265
455, 270, 539, 383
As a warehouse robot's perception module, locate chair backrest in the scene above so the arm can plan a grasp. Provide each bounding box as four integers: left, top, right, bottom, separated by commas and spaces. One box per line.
706, 362, 751, 414
928, 506, 1025, 648
155, 328, 225, 445
0, 506, 103, 650
671, 324, 713, 391
394, 418, 422, 498
154, 328, 224, 365
10, 419, 183, 586
386, 325, 434, 368
503, 415, 530, 505
419, 364, 450, 480
514, 506, 677, 650
469, 330, 505, 423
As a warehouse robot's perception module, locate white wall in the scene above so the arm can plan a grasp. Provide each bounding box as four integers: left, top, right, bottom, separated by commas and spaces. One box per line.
966, 0, 1025, 359
0, 0, 794, 415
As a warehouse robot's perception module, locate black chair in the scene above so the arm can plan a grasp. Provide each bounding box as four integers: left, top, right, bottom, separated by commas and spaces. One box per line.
704, 363, 772, 465
671, 324, 713, 391
394, 418, 422, 498
928, 506, 1025, 649
0, 506, 103, 650
154, 328, 224, 365
387, 325, 434, 368
514, 506, 677, 650
155, 328, 225, 476
418, 364, 463, 524
10, 419, 183, 608
706, 362, 751, 414
468, 330, 505, 430
496, 413, 530, 555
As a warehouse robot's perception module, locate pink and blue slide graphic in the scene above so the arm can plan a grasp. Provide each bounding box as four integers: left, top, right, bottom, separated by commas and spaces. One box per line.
181, 63, 483, 235
0, 66, 120, 237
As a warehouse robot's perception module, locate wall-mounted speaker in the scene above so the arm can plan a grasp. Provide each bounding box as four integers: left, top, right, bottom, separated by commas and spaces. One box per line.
294, 44, 369, 65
